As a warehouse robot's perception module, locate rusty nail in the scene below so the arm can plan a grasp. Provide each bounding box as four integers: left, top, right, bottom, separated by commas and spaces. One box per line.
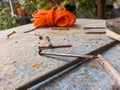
6, 31, 16, 39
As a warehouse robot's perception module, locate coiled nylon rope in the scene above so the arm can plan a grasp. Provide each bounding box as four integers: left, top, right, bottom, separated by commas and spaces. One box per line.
32, 6, 76, 28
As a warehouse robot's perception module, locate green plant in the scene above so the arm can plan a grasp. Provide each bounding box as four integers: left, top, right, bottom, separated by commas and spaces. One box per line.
0, 5, 21, 30
75, 0, 96, 18
20, 0, 97, 18
21, 0, 64, 15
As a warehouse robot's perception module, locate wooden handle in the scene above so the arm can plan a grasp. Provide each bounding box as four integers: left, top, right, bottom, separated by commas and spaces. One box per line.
97, 54, 120, 85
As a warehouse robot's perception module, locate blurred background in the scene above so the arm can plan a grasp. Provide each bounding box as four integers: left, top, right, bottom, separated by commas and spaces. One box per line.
0, 0, 120, 30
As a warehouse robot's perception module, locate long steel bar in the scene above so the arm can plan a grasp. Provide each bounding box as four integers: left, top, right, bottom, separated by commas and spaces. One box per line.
40, 52, 97, 59
16, 40, 118, 90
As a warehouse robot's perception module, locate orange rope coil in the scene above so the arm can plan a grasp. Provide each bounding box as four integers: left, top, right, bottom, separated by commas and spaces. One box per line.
32, 6, 76, 28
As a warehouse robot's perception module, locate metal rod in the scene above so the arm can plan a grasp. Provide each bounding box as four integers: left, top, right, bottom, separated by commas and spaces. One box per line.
73, 25, 105, 29
97, 54, 120, 85
39, 44, 72, 49
24, 28, 37, 33
50, 27, 69, 30
85, 32, 106, 34
16, 40, 118, 90
40, 52, 97, 59
83, 27, 106, 29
